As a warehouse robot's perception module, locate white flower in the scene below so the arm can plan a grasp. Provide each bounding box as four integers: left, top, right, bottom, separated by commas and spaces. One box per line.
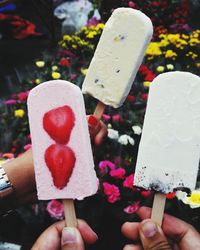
132, 125, 142, 135
176, 191, 187, 200
108, 128, 119, 140
166, 64, 174, 70
118, 135, 135, 145
176, 190, 200, 209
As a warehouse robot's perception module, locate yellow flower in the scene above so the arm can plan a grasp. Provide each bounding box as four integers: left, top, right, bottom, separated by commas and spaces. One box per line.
35, 61, 45, 68
52, 72, 61, 79
189, 38, 200, 46
52, 65, 58, 71
81, 68, 88, 76
165, 50, 177, 58
167, 34, 180, 43
143, 81, 151, 87
187, 191, 200, 205
96, 23, 105, 30
72, 44, 77, 49
156, 66, 165, 73
35, 78, 41, 84
63, 35, 72, 41
159, 39, 169, 47
86, 31, 97, 39
196, 63, 200, 68
146, 42, 162, 57
15, 109, 25, 118
182, 34, 189, 40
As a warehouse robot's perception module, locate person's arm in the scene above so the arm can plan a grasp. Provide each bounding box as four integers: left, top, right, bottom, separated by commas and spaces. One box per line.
121, 206, 200, 250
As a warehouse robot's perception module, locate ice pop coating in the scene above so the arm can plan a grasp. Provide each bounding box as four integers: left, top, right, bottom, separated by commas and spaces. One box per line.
82, 8, 153, 108
27, 80, 98, 200
134, 72, 200, 194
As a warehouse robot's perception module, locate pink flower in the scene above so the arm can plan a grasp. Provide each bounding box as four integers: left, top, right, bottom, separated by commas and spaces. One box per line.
4, 99, 17, 105
103, 182, 120, 203
102, 114, 111, 121
47, 200, 64, 219
24, 144, 32, 151
112, 114, 122, 122
87, 17, 100, 27
18, 91, 29, 102
123, 174, 134, 189
128, 1, 135, 8
99, 160, 116, 174
141, 190, 152, 197
110, 168, 125, 179
70, 74, 76, 80
124, 202, 140, 214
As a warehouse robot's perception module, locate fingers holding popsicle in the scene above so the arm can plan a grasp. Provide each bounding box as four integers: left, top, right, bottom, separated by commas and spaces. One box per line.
121, 207, 200, 250
31, 219, 98, 250
87, 115, 108, 145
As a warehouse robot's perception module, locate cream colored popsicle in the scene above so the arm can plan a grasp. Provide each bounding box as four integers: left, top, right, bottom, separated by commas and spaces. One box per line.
82, 8, 153, 109
134, 72, 200, 194
27, 80, 98, 201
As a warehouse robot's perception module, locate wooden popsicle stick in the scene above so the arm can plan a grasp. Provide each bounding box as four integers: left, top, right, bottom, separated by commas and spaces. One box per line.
151, 193, 166, 227
63, 199, 77, 227
93, 101, 106, 120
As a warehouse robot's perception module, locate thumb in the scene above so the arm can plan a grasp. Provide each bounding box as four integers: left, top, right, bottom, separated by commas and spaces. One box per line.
139, 219, 172, 250
61, 227, 84, 250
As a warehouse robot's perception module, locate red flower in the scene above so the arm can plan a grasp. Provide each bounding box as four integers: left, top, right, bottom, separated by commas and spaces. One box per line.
112, 114, 123, 122
151, 1, 160, 7
110, 168, 125, 179
59, 58, 70, 67
141, 190, 152, 197
18, 91, 29, 102
128, 1, 135, 8
127, 95, 136, 103
103, 182, 120, 203
139, 64, 156, 81
123, 174, 134, 189
166, 192, 176, 200
141, 93, 148, 101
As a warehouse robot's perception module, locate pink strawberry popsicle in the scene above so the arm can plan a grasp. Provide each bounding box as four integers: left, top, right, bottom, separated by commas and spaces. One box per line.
27, 80, 98, 200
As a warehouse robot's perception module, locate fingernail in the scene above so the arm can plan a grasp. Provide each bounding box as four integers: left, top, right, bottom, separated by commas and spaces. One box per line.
62, 227, 78, 245
88, 115, 98, 127
141, 221, 158, 238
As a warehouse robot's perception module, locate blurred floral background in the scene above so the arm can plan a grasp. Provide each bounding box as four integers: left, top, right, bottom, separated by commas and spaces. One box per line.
0, 0, 200, 249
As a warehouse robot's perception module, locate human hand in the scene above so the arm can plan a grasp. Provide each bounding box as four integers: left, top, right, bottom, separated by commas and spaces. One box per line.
31, 219, 98, 250
87, 115, 107, 145
121, 206, 200, 250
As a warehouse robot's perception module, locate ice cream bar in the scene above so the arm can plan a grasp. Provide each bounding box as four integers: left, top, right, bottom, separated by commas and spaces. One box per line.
27, 80, 98, 200
134, 72, 200, 194
82, 8, 153, 108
